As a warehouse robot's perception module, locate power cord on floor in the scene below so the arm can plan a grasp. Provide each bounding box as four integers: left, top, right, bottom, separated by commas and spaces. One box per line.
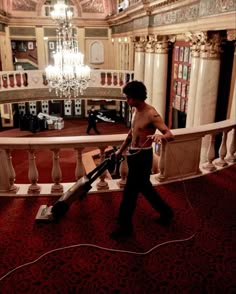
0, 136, 197, 282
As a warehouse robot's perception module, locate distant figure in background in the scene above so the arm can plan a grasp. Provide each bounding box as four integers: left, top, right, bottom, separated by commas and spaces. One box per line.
87, 106, 100, 135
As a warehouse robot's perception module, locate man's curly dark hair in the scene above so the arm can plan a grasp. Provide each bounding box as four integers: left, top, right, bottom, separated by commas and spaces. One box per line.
123, 80, 147, 101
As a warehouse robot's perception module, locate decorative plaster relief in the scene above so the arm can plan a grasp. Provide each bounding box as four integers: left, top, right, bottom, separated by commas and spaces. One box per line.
133, 16, 149, 29
12, 0, 38, 11
152, 3, 199, 26
82, 0, 104, 13
199, 0, 235, 16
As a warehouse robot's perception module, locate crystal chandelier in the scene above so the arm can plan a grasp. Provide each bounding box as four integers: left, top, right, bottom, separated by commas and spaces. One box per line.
45, 0, 91, 98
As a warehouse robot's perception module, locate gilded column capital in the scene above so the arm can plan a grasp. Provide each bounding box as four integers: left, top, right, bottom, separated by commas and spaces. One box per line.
185, 32, 202, 58
154, 36, 170, 54
145, 35, 155, 53
134, 36, 147, 52
199, 32, 222, 59
227, 29, 236, 41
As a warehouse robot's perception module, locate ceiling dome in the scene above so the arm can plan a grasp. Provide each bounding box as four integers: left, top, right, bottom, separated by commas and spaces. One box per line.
9, 0, 115, 18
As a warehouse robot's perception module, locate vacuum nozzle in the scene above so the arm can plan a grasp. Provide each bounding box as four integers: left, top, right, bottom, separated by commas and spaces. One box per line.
35, 205, 54, 223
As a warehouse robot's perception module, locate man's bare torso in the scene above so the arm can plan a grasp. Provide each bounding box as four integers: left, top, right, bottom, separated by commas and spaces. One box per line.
131, 105, 157, 148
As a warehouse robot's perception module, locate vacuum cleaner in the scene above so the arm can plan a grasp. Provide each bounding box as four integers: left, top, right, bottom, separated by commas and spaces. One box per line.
35, 152, 123, 223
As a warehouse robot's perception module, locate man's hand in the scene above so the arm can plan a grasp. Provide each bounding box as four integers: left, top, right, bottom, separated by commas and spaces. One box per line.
147, 134, 164, 143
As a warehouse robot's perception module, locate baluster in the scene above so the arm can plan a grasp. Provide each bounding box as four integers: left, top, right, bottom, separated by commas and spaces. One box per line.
14, 73, 17, 88
0, 149, 11, 192
19, 72, 23, 87
3, 74, 8, 88
51, 149, 63, 193
28, 149, 40, 193
112, 72, 116, 86
155, 143, 165, 182
203, 133, 217, 171
5, 149, 18, 193
101, 72, 105, 85
96, 147, 109, 190
215, 131, 229, 167
227, 128, 236, 163
105, 72, 108, 86
152, 152, 159, 174
75, 147, 86, 180
118, 155, 128, 188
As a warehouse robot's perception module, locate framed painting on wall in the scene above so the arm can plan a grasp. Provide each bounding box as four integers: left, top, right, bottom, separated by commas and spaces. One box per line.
178, 64, 183, 79
174, 46, 179, 61
11, 41, 16, 50
183, 65, 188, 80
49, 41, 55, 50
17, 41, 27, 52
28, 42, 34, 50
177, 82, 181, 95
174, 64, 178, 79
179, 47, 184, 62
181, 83, 186, 97
184, 47, 189, 62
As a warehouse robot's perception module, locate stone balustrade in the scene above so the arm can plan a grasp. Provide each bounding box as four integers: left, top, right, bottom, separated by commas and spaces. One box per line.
0, 69, 134, 92
0, 119, 235, 197
0, 69, 134, 104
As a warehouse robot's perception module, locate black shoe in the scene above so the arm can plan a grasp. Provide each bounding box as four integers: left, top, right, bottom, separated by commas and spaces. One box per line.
156, 211, 174, 226
110, 227, 133, 240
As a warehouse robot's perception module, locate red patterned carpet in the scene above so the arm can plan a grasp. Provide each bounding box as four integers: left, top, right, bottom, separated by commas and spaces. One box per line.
0, 165, 235, 293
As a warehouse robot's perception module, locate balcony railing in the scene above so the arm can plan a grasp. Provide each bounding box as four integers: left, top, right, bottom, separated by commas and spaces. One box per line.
0, 69, 134, 98
0, 119, 235, 197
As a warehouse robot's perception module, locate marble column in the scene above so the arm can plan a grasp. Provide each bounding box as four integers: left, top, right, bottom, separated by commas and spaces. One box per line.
134, 36, 146, 82
144, 35, 155, 105
193, 32, 222, 126
0, 26, 13, 70
185, 33, 201, 127
227, 30, 236, 120
193, 32, 222, 163
35, 26, 46, 70
226, 31, 236, 160
152, 37, 169, 120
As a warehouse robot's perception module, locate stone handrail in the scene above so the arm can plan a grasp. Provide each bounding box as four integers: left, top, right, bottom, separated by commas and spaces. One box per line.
0, 119, 235, 196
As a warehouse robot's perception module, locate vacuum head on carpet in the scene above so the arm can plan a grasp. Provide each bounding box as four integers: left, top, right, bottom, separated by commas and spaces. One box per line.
35, 205, 54, 222
34, 152, 123, 223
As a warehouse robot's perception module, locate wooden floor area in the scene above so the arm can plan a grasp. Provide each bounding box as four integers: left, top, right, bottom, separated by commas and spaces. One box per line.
0, 118, 129, 138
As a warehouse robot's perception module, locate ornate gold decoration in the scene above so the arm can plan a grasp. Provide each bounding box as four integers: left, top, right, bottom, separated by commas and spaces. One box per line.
199, 32, 222, 59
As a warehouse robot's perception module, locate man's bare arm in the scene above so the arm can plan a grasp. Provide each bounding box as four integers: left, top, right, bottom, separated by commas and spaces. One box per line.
149, 111, 174, 142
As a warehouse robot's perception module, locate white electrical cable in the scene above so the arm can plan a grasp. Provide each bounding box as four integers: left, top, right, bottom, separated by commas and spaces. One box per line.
0, 136, 197, 282
0, 233, 196, 282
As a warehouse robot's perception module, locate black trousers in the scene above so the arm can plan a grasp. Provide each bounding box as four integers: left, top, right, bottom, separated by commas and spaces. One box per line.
87, 121, 99, 134
118, 147, 173, 228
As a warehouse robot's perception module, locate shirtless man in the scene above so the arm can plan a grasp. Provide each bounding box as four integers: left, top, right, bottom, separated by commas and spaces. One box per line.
111, 80, 174, 239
